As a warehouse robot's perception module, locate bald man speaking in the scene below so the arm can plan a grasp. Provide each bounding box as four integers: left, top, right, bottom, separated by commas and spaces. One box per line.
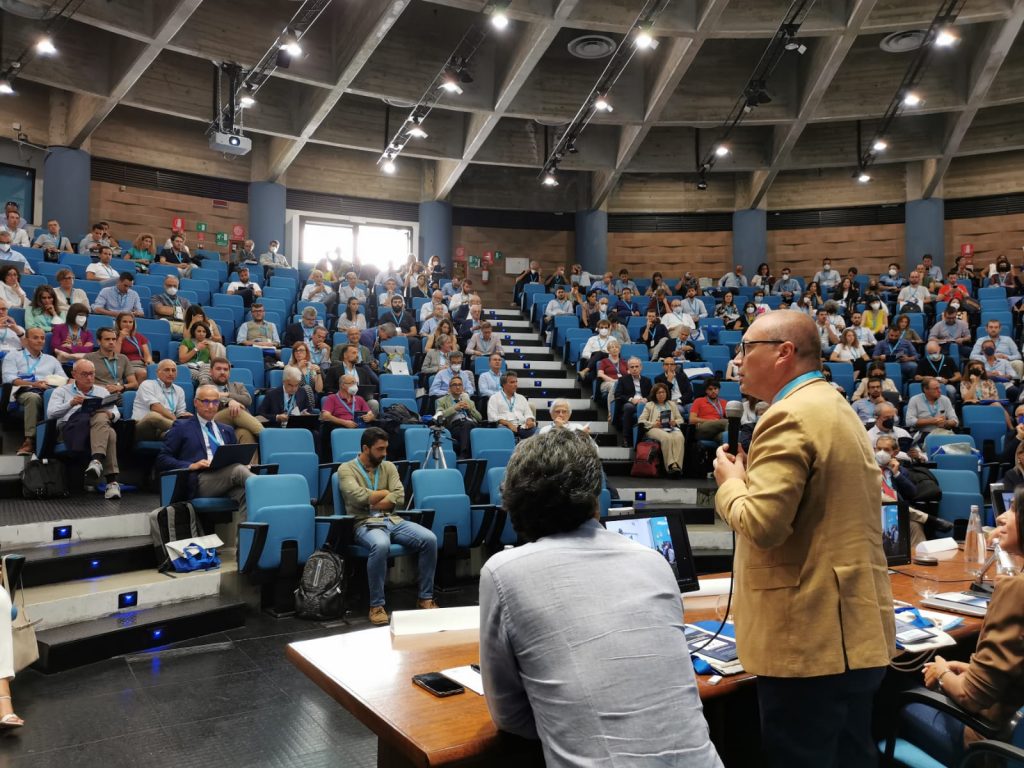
713, 310, 895, 768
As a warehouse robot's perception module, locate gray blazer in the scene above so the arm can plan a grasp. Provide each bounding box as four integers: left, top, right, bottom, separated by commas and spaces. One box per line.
479, 518, 723, 768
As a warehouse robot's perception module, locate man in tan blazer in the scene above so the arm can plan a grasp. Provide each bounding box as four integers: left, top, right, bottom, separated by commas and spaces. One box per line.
714, 310, 896, 768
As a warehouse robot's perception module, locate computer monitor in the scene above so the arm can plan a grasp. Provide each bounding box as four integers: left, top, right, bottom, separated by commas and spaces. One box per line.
603, 510, 700, 594
881, 502, 911, 566
991, 482, 1013, 520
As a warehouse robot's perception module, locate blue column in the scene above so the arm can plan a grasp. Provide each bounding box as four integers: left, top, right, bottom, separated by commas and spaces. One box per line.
905, 198, 945, 270
575, 209, 607, 275
732, 208, 766, 275
418, 201, 452, 269
248, 181, 286, 254
43, 147, 90, 239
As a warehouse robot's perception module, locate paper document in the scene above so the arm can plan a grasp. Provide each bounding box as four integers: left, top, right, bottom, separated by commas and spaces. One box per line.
390, 605, 480, 636
441, 665, 484, 695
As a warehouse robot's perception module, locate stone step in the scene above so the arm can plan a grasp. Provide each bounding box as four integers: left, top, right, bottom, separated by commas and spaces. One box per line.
20, 536, 156, 588
505, 360, 566, 372
0, 512, 151, 547
527, 397, 592, 411
488, 319, 532, 329
597, 446, 632, 461
498, 332, 544, 343
484, 309, 521, 319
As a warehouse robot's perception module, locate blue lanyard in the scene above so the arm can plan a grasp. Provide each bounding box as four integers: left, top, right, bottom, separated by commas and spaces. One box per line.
931, 355, 945, 373
22, 351, 40, 377
285, 394, 295, 413
101, 356, 119, 380
354, 460, 379, 491
123, 335, 141, 354
334, 395, 356, 418
162, 384, 177, 411
303, 326, 314, 340
773, 371, 825, 404
502, 392, 517, 413
707, 397, 724, 418
391, 311, 403, 325
925, 399, 941, 417
204, 421, 222, 448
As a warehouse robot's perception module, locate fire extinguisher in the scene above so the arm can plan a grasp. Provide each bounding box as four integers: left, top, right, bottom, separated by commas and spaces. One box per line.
481, 268, 490, 284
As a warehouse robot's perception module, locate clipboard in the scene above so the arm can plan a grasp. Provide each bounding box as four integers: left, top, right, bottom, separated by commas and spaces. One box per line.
79, 394, 121, 413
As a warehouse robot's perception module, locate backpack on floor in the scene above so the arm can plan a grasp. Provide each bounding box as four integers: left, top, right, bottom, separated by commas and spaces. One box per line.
149, 502, 204, 573
631, 440, 661, 478
21, 457, 69, 500
294, 550, 347, 620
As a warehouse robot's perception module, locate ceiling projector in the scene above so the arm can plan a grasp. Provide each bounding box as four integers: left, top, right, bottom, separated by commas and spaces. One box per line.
210, 131, 251, 156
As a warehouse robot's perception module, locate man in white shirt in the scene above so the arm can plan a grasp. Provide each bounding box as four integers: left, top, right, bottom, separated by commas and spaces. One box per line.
420, 304, 447, 338
478, 352, 504, 398
419, 290, 447, 323
813, 259, 841, 291
227, 266, 262, 308
46, 358, 122, 498
896, 270, 931, 315
679, 286, 707, 323
259, 240, 289, 269
2, 328, 64, 454
338, 273, 366, 304
151, 275, 191, 339
866, 401, 912, 445
849, 311, 876, 349
969, 319, 1024, 379
1, 210, 30, 247
86, 245, 120, 283
448, 279, 474, 313
300, 270, 334, 304
543, 285, 574, 335
0, 230, 32, 274
32, 218, 73, 252
661, 299, 696, 344
718, 266, 747, 290
486, 371, 536, 440
133, 359, 190, 441
0, 299, 25, 353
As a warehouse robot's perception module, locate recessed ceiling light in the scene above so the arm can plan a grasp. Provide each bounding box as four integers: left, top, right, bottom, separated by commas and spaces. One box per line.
382, 159, 396, 174
902, 92, 923, 107
714, 145, 730, 158
934, 27, 959, 47
35, 37, 56, 55
857, 171, 871, 183
872, 139, 888, 152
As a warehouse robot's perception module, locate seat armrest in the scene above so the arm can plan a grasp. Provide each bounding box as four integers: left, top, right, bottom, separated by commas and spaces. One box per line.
314, 515, 345, 551
898, 687, 1003, 739
250, 463, 279, 475
469, 504, 497, 548
237, 521, 269, 574
963, 740, 1024, 765
399, 507, 434, 530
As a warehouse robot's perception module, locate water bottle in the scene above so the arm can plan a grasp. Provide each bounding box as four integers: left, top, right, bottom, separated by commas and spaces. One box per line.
964, 505, 987, 577
994, 540, 1018, 577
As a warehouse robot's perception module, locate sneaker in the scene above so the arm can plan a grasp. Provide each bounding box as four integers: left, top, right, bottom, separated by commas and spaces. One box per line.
416, 598, 440, 610
104, 482, 121, 500
16, 438, 34, 456
368, 606, 390, 625
85, 459, 103, 481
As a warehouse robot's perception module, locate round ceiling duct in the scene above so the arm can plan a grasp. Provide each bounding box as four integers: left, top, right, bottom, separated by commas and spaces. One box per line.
880, 30, 927, 53
567, 34, 616, 60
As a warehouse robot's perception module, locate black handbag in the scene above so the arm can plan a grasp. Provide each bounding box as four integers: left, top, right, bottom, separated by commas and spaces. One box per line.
21, 457, 69, 499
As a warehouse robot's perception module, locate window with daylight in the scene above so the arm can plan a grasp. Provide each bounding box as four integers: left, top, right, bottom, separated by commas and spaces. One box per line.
300, 219, 412, 271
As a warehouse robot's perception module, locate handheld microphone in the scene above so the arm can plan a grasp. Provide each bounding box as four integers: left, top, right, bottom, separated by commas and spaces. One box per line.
725, 400, 743, 455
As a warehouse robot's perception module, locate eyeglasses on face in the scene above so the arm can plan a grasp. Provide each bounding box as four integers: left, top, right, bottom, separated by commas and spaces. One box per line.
196, 398, 221, 406
738, 339, 786, 357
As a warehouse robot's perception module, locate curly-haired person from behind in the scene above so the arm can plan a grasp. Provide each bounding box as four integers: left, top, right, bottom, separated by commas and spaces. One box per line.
478, 429, 722, 768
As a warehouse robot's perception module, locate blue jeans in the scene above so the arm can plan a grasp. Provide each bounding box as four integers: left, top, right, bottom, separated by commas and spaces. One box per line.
899, 702, 965, 767
354, 518, 437, 607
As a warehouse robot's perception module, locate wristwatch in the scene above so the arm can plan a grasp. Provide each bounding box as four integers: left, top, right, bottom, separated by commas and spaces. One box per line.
937, 669, 952, 691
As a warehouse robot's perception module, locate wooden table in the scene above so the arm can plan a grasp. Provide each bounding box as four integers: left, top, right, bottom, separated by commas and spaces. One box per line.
287, 550, 985, 768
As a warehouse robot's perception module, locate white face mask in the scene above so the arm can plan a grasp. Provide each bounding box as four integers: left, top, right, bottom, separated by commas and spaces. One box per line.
599, 304, 608, 313
165, 286, 178, 296
870, 301, 880, 310
823, 263, 831, 270
888, 268, 898, 277
0, 243, 10, 252
598, 328, 609, 337
269, 245, 278, 254
75, 315, 87, 327
346, 384, 359, 395
451, 364, 461, 373
781, 273, 790, 279
875, 450, 892, 467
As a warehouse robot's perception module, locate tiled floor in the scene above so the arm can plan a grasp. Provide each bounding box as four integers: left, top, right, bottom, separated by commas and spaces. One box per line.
3, 583, 480, 767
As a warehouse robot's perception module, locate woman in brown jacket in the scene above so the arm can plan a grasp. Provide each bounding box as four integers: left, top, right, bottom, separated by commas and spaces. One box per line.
905, 485, 1024, 764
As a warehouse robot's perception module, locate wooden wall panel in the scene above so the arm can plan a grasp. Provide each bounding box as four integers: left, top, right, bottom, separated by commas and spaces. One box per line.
451, 225, 574, 307
767, 223, 905, 279
945, 213, 1024, 264
91, 180, 248, 261
944, 151, 1024, 199
607, 231, 733, 280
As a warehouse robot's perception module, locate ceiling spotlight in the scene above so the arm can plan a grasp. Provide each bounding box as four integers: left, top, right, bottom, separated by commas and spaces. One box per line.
407, 125, 428, 139
785, 41, 807, 54
857, 171, 871, 183
490, 6, 509, 30
902, 91, 923, 107
934, 27, 959, 47
440, 69, 463, 94
382, 158, 397, 174
239, 84, 256, 108
714, 144, 730, 158
634, 24, 656, 50
566, 139, 578, 154
280, 29, 302, 57
872, 139, 888, 152
35, 36, 56, 55
542, 170, 558, 187
0, 78, 14, 95
696, 175, 708, 191
594, 94, 612, 112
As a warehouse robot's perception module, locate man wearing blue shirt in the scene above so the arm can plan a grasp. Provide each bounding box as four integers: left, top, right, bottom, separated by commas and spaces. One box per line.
0, 230, 32, 274
1, 328, 63, 454
718, 265, 747, 290
879, 263, 907, 292
813, 260, 841, 291
969, 319, 1023, 379
478, 352, 504, 398
873, 326, 919, 381
429, 351, 475, 397
92, 273, 144, 318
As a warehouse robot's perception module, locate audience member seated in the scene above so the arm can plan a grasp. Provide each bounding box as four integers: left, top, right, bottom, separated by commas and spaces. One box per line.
283, 306, 321, 348
961, 362, 1014, 428
337, 272, 366, 305
544, 265, 570, 292
151, 275, 190, 338
93, 273, 144, 318
87, 327, 138, 392
308, 325, 331, 370
419, 290, 447, 324
718, 265, 747, 291
902, 491, 1024, 767
434, 375, 481, 458
24, 285, 64, 332
381, 295, 419, 353
133, 359, 190, 441
970, 319, 1023, 379
184, 306, 223, 344
227, 266, 262, 308
0, 231, 32, 275
465, 320, 502, 359
290, 341, 324, 395
977, 338, 1018, 401
892, 314, 922, 345
479, 429, 722, 767
47, 359, 121, 498
638, 382, 684, 475
613, 357, 651, 447
2, 327, 63, 454
814, 308, 840, 355
847, 311, 876, 350
235, 302, 281, 352
610, 287, 640, 319
235, 239, 257, 266
338, 427, 439, 625
831, 277, 859, 314
799, 281, 825, 313
321, 374, 375, 430
52, 268, 88, 314
408, 272, 430, 300
830, 328, 871, 378
487, 372, 536, 441
199, 357, 263, 444
905, 377, 959, 440
715, 291, 741, 327
301, 270, 335, 308
852, 377, 889, 424
654, 357, 694, 409
0, 299, 24, 354
478, 352, 503, 398
873, 326, 919, 382
156, 384, 254, 518
455, 299, 483, 343
125, 232, 157, 265
178, 322, 223, 379
114, 312, 153, 379
51, 303, 94, 365
325, 342, 375, 395
596, 339, 627, 413
337, 297, 366, 332
258, 240, 289, 270
78, 222, 111, 255
928, 305, 972, 358
813, 259, 841, 291
862, 297, 889, 337
866, 401, 911, 446
339, 325, 378, 376
587, 294, 611, 330
160, 229, 188, 256
430, 349, 474, 397
539, 399, 589, 435
421, 333, 455, 376
157, 234, 194, 277
689, 378, 730, 441
896, 270, 930, 316
638, 307, 674, 360
258, 365, 316, 425
772, 267, 801, 302
32, 218, 73, 253
86, 246, 119, 283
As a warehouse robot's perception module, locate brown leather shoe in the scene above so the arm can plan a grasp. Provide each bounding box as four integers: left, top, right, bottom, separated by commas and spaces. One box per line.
416, 598, 439, 610
16, 438, 34, 456
368, 606, 389, 625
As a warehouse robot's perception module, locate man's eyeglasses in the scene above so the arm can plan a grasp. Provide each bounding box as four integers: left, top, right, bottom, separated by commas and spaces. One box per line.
196, 398, 221, 406
738, 339, 786, 357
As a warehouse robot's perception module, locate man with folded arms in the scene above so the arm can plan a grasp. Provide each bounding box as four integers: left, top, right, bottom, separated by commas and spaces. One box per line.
201, 357, 262, 444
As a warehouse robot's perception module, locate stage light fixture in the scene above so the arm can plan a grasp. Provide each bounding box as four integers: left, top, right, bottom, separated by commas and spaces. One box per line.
407, 125, 428, 139
0, 79, 14, 95
714, 145, 730, 158
440, 69, 463, 94
382, 157, 397, 174
594, 94, 612, 112
280, 29, 302, 57
902, 91, 923, 107
542, 170, 558, 187
634, 24, 656, 50
872, 139, 888, 152
239, 84, 256, 108
857, 171, 871, 183
934, 27, 959, 47
35, 37, 56, 55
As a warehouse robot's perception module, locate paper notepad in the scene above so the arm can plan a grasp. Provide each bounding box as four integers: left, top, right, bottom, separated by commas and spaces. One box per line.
390, 605, 480, 636
441, 665, 485, 695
